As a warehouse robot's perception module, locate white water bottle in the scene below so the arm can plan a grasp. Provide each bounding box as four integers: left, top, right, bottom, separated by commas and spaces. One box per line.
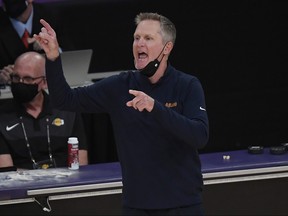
68, 137, 79, 170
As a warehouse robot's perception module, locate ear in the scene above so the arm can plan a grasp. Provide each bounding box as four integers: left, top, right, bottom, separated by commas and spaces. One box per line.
40, 78, 48, 90
163, 41, 173, 55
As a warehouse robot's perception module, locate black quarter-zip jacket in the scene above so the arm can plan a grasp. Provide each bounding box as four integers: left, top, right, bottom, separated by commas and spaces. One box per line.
46, 56, 209, 209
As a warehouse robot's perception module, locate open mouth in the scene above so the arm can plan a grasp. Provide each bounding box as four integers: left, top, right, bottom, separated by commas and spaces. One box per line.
138, 52, 148, 60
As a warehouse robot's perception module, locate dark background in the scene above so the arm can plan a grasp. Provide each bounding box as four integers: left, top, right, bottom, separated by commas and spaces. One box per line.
4, 0, 288, 162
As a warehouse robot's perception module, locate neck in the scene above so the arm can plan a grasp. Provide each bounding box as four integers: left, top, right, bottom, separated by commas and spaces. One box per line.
25, 91, 44, 118
149, 60, 168, 84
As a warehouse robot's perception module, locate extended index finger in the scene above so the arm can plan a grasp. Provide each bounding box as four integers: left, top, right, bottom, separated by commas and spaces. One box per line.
40, 19, 55, 35
128, 89, 140, 97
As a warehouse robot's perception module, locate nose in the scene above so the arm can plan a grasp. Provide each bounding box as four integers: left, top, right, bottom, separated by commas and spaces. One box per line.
139, 39, 146, 47
135, 38, 145, 47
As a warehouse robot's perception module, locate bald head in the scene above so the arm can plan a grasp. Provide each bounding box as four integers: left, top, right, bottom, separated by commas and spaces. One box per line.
14, 52, 45, 78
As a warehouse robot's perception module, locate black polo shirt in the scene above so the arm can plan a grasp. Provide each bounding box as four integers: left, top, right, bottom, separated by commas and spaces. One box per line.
0, 91, 87, 169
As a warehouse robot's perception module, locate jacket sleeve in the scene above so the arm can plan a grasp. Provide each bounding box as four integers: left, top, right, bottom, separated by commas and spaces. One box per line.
151, 78, 209, 149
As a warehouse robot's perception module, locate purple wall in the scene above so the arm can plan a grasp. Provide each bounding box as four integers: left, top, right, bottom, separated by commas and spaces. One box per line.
0, 0, 69, 7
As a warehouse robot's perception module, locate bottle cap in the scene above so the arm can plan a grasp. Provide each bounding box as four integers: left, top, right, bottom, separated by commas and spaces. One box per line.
68, 137, 78, 144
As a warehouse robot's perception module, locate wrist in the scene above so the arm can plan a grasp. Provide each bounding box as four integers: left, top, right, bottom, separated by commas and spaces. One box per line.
47, 52, 60, 61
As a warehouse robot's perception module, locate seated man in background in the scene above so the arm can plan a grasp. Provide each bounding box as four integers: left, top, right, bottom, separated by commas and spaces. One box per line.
0, 51, 88, 170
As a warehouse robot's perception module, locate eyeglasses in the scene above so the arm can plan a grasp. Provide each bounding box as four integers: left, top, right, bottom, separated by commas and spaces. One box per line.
10, 74, 45, 84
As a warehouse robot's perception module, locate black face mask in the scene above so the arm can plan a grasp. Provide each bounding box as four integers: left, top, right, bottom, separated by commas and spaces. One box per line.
11, 82, 39, 104
3, 0, 27, 18
139, 43, 167, 77
139, 59, 161, 77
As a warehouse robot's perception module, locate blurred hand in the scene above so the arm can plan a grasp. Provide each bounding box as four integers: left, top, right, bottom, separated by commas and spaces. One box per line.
27, 37, 43, 51
126, 89, 155, 112
0, 65, 14, 85
33, 19, 60, 60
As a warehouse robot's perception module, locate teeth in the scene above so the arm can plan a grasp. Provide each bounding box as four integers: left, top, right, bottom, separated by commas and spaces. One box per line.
138, 53, 147, 59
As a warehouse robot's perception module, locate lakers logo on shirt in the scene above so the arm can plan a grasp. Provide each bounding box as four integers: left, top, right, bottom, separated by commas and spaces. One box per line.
52, 118, 64, 126
165, 102, 177, 108
41, 164, 50, 169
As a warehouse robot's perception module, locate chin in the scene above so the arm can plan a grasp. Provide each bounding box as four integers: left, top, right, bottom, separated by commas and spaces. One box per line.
137, 63, 147, 70
135, 65, 142, 70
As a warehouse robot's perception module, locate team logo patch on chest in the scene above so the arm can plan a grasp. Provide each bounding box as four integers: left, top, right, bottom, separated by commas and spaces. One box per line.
52, 118, 65, 126
165, 102, 177, 108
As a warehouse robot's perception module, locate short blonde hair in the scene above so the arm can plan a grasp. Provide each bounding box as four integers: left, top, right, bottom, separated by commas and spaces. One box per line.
135, 12, 176, 45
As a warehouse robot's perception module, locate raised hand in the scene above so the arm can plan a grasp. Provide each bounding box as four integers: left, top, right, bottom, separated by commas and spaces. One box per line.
33, 19, 60, 61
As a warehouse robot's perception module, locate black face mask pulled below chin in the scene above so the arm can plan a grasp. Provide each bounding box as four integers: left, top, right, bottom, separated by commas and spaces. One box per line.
11, 82, 39, 104
139, 59, 161, 77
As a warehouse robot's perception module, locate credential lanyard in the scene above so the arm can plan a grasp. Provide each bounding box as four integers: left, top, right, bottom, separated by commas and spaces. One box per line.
20, 116, 53, 166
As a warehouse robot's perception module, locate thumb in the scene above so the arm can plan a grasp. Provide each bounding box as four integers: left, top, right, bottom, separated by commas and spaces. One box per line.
27, 37, 36, 44
126, 101, 133, 107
